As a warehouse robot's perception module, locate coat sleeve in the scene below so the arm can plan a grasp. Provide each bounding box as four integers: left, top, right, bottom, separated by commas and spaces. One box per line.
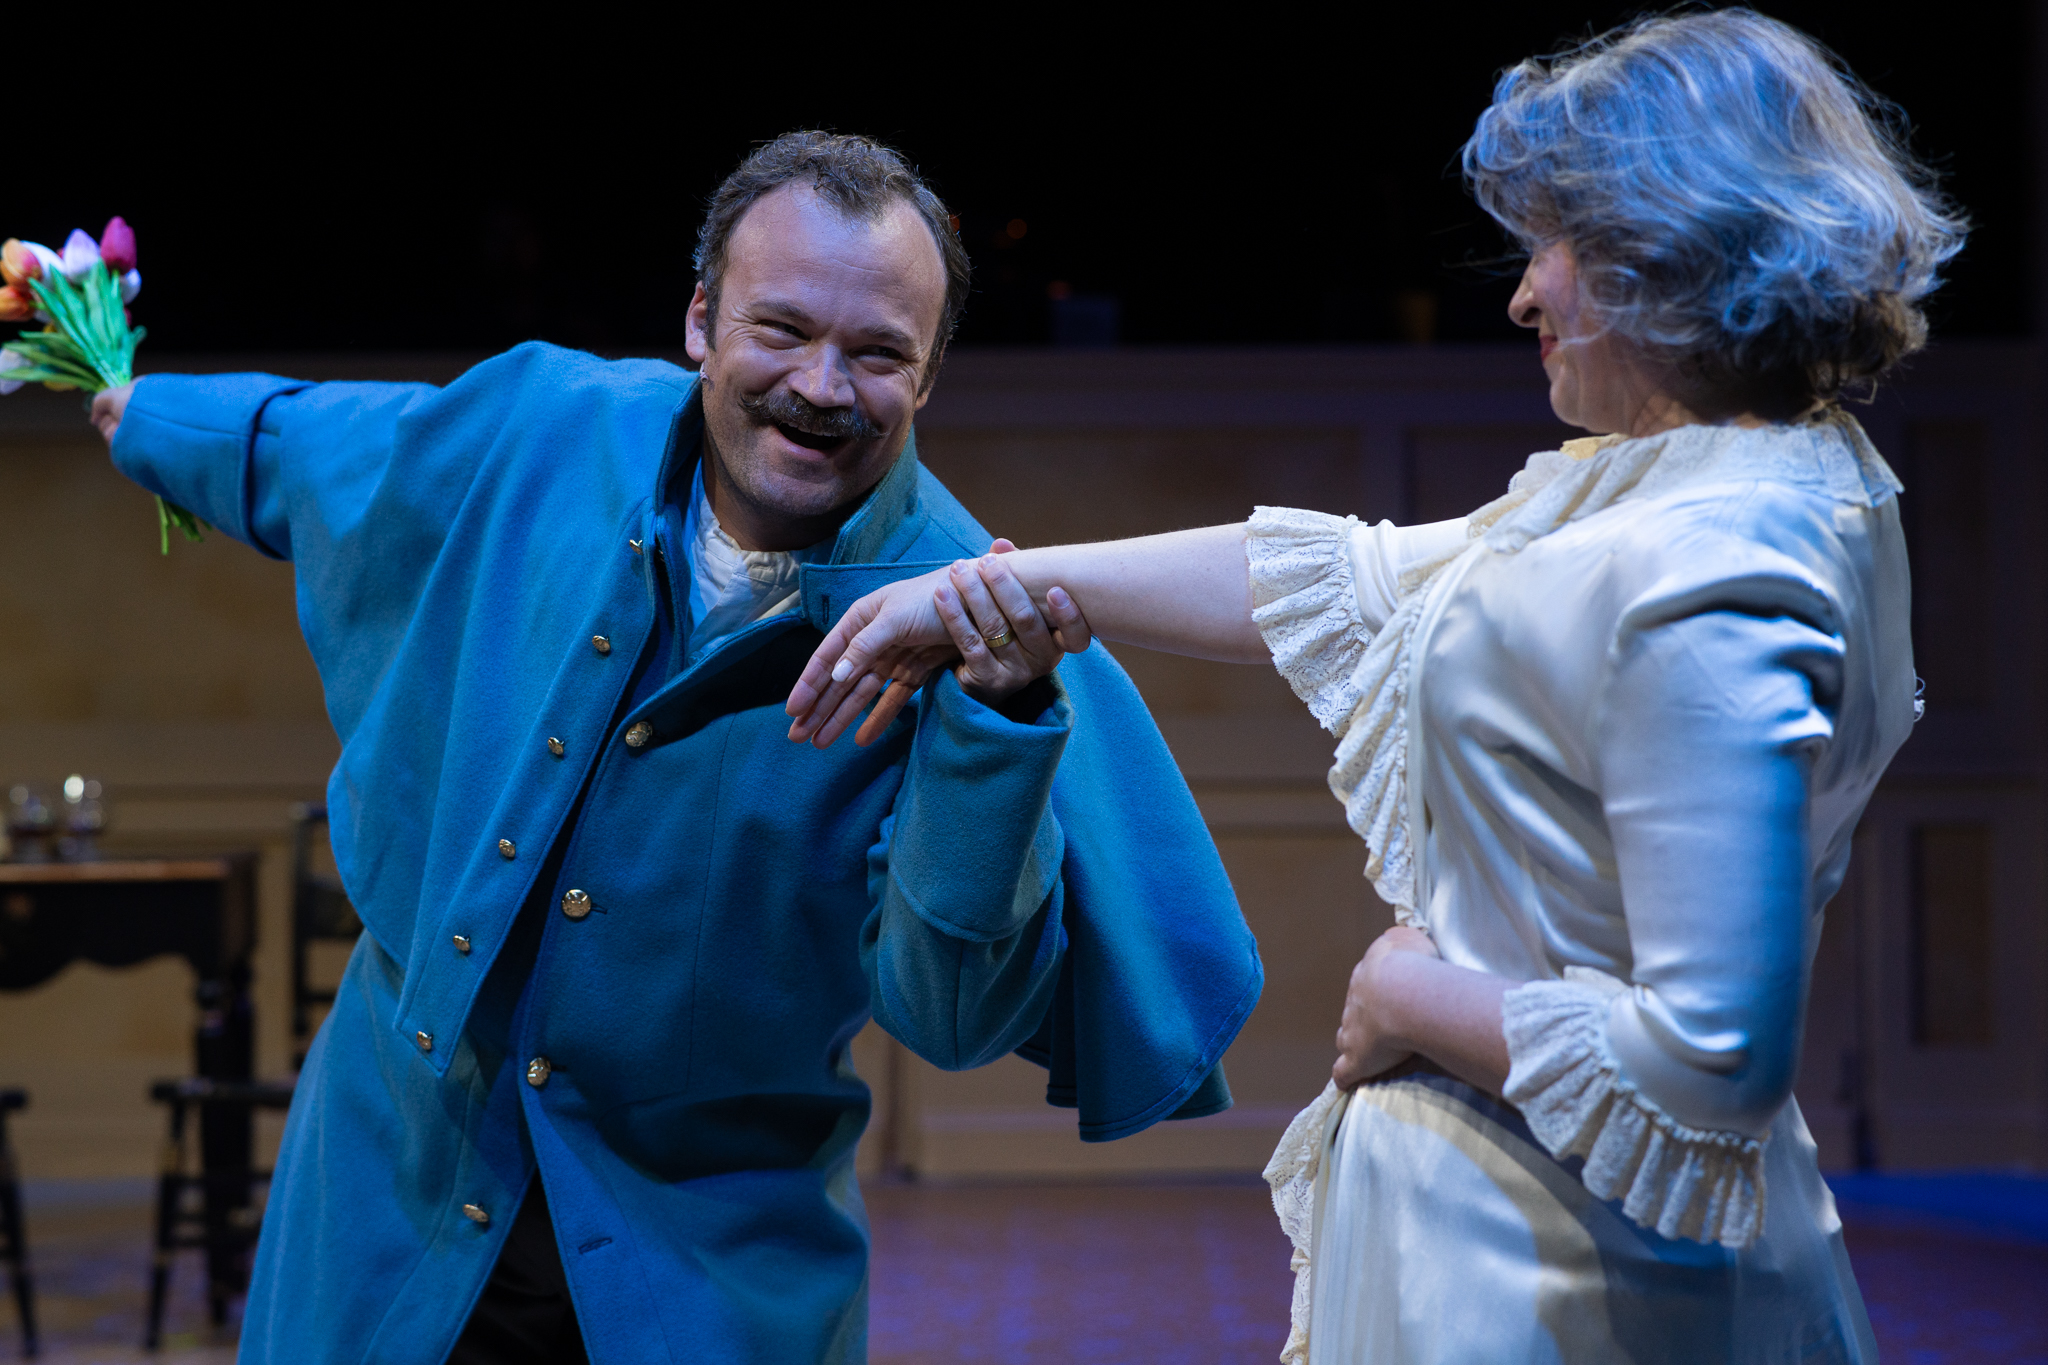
108, 347, 667, 745
1502, 524, 1849, 1248
861, 670, 1073, 1071
109, 372, 464, 738
109, 371, 446, 564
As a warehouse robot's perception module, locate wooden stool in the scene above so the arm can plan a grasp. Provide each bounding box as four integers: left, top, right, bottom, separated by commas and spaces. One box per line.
144, 1077, 294, 1351
0, 1090, 35, 1358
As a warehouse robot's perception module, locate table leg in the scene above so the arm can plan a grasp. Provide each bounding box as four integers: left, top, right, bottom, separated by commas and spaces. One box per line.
194, 964, 254, 1325
0, 1159, 35, 1358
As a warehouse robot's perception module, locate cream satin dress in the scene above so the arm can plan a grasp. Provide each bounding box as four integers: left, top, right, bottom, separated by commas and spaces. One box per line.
1250, 413, 1908, 1364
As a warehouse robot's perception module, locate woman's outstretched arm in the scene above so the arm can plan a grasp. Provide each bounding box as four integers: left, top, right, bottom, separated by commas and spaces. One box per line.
787, 523, 1264, 747
977, 524, 1266, 662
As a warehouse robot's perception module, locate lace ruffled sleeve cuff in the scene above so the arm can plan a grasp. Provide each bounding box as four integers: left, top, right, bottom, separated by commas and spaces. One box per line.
1502, 970, 1766, 1249
1245, 506, 1370, 732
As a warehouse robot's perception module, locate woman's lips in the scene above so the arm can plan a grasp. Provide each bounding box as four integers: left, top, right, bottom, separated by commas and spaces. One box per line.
1539, 336, 1558, 361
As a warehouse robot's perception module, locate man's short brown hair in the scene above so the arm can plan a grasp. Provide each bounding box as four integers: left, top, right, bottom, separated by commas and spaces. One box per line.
694, 131, 972, 392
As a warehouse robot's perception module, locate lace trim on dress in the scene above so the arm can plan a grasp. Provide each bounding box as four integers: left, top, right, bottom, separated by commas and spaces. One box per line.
1482, 409, 1898, 555
1262, 1080, 1345, 1365
1503, 968, 1766, 1249
1245, 452, 1574, 920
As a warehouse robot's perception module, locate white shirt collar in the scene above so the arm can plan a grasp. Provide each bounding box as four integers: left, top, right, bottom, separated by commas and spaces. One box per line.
682, 464, 827, 658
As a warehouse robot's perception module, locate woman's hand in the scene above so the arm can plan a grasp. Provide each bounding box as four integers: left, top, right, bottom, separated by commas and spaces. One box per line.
1333, 926, 1444, 1088
786, 541, 1093, 749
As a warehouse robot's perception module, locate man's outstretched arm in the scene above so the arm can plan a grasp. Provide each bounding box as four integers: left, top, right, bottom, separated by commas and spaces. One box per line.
97, 369, 455, 563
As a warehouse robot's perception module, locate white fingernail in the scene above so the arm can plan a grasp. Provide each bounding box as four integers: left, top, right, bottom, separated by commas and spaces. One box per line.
832, 660, 853, 682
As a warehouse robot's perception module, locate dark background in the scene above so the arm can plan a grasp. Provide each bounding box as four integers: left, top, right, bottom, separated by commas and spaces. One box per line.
24, 3, 2031, 356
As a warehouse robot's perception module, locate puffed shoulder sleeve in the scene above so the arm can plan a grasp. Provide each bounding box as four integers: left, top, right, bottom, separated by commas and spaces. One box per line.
1502, 525, 1850, 1248
1245, 507, 1468, 731
1245, 507, 1369, 730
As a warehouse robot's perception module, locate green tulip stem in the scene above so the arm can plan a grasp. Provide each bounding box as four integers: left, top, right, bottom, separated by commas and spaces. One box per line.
3, 262, 203, 553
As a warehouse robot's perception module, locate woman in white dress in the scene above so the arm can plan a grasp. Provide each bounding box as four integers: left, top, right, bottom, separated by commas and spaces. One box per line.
787, 11, 1963, 1362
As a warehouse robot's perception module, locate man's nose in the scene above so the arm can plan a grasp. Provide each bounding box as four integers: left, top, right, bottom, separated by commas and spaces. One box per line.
788, 345, 857, 411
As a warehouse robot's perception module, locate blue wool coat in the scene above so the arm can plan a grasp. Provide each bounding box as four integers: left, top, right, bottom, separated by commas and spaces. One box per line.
112, 344, 1261, 1365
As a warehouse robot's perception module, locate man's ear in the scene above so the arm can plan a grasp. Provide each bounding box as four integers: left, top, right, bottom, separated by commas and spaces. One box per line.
685, 282, 713, 366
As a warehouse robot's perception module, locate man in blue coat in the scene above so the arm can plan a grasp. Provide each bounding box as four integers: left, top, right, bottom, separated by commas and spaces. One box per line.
94, 132, 1260, 1364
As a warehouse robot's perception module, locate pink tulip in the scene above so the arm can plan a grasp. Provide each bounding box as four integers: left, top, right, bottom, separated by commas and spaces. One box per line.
99, 217, 137, 273
21, 242, 61, 278
0, 285, 35, 322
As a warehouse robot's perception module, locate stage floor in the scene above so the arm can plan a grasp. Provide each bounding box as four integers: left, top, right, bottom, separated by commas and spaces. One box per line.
7, 1176, 2045, 1363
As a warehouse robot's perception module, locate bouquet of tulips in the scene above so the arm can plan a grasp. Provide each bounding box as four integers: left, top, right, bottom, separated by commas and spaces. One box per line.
0, 218, 201, 551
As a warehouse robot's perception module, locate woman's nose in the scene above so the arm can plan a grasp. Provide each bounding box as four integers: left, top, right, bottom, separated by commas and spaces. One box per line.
1508, 270, 1540, 329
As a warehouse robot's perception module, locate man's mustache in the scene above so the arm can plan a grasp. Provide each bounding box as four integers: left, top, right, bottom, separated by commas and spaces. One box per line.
738, 388, 884, 444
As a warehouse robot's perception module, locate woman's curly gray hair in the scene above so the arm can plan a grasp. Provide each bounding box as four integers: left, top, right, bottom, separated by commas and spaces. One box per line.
1463, 7, 1967, 414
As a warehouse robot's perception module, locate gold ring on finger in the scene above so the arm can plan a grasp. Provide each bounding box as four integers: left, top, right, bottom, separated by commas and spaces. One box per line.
982, 620, 1015, 649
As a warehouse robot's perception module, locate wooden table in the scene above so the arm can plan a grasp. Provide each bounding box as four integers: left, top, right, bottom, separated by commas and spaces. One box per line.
0, 856, 261, 1314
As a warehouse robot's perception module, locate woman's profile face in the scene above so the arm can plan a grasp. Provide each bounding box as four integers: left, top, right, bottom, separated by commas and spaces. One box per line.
1509, 241, 1640, 435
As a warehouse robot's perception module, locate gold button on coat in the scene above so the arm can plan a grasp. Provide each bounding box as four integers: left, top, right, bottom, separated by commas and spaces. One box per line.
462, 1203, 490, 1225
561, 890, 592, 921
526, 1057, 552, 1088
415, 1031, 434, 1053
498, 838, 516, 860
624, 721, 654, 748
451, 935, 471, 955
592, 635, 612, 656
546, 737, 565, 757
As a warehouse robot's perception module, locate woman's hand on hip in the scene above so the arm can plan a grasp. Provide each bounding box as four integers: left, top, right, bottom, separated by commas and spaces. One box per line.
1333, 926, 1443, 1089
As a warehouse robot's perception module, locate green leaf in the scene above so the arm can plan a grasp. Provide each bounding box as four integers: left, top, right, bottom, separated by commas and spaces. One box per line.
1, 333, 103, 386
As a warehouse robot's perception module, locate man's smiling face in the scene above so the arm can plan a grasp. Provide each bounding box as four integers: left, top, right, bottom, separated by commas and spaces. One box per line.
684, 182, 946, 551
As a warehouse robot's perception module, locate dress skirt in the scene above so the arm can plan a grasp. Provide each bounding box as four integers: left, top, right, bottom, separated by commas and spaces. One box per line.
1307, 1071, 1879, 1364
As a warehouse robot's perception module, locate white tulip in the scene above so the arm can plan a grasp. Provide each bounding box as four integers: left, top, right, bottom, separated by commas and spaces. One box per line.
60, 229, 101, 282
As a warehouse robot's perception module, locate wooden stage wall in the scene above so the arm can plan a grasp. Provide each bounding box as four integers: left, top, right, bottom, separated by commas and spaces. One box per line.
0, 342, 2038, 1181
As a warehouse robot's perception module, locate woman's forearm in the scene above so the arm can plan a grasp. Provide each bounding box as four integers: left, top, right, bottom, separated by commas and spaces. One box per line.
1382, 955, 1512, 1094
995, 523, 1268, 664
785, 522, 1269, 748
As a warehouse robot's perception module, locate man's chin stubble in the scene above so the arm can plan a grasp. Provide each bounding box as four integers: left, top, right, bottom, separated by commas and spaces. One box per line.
721, 445, 867, 524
